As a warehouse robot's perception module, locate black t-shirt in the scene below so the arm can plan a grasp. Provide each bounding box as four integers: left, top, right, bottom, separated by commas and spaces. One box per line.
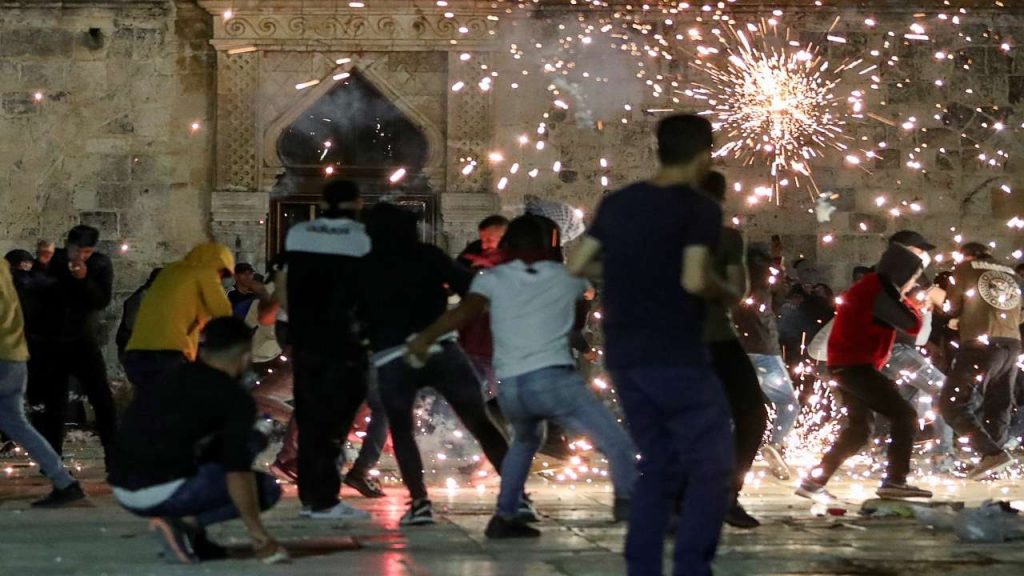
285, 217, 371, 358
107, 362, 257, 490
360, 243, 472, 351
588, 182, 721, 369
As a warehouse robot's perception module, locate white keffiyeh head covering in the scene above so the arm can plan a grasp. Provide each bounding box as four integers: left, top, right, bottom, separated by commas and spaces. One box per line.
523, 195, 586, 244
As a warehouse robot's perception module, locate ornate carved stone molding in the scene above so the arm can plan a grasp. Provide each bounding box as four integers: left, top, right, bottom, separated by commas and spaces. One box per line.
216, 50, 259, 191
446, 50, 494, 193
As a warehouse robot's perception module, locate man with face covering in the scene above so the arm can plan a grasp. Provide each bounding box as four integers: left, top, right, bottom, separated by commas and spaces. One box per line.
797, 242, 935, 501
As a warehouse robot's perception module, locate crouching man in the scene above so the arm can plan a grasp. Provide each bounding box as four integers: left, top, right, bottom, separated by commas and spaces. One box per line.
107, 317, 286, 564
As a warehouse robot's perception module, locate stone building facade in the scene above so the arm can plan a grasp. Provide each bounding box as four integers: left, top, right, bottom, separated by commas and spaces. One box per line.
1, 0, 1023, 351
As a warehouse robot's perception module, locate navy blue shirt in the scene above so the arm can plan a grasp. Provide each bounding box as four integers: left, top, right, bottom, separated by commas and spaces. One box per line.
589, 182, 721, 369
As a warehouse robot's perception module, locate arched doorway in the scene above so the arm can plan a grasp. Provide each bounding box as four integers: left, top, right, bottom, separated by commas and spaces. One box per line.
268, 70, 437, 257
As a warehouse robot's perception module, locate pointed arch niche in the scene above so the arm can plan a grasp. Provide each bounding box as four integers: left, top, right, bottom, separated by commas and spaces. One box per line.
200, 1, 507, 264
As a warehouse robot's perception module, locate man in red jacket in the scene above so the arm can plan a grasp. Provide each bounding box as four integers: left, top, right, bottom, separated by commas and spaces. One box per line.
797, 242, 938, 500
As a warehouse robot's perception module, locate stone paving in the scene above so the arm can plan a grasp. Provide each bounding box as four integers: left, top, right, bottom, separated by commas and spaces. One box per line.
3, 442, 1024, 576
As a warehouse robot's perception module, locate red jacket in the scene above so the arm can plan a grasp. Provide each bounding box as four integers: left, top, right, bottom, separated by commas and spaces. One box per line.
828, 273, 922, 370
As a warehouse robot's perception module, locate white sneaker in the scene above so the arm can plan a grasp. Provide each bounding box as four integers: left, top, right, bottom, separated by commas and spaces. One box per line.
308, 501, 371, 520
299, 506, 312, 518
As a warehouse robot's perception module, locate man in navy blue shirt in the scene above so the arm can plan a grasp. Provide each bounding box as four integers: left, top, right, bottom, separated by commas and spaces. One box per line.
569, 114, 736, 576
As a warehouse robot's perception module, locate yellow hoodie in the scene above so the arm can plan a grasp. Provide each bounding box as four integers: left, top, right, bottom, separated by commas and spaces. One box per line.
126, 243, 235, 360
0, 260, 29, 363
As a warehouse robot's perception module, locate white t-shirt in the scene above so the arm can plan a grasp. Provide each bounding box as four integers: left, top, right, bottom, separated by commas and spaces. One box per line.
470, 260, 587, 379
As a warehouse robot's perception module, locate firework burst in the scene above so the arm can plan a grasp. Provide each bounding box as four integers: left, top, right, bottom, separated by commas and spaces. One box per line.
689, 22, 856, 198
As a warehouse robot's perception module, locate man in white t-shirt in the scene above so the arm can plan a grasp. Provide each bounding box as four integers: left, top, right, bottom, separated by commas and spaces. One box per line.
408, 215, 637, 539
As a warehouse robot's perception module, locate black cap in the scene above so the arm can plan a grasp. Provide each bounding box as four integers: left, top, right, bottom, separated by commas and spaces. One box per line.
234, 262, 255, 275
889, 230, 936, 251
4, 249, 33, 266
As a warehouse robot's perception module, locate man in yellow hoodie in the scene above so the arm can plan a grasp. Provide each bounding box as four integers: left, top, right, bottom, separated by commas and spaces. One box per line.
124, 243, 236, 389
0, 260, 87, 507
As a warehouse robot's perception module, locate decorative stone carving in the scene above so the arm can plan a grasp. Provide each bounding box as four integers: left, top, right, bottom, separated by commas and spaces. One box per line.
446, 51, 493, 193
216, 50, 258, 191
213, 13, 498, 49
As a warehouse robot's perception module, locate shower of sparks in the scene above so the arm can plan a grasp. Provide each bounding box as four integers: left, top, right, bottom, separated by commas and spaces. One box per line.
689, 23, 853, 197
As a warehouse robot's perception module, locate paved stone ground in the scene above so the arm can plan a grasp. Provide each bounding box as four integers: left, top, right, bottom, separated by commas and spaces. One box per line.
3, 441, 1024, 575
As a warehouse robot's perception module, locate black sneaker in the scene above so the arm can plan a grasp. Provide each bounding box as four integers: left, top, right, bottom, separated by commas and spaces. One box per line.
400, 499, 436, 526
516, 494, 540, 523
613, 497, 631, 523
485, 515, 541, 539
724, 501, 760, 529
149, 518, 197, 564
344, 470, 385, 498
31, 481, 87, 508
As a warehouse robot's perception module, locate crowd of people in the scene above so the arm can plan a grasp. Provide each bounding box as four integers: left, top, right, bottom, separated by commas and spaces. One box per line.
1, 114, 1023, 574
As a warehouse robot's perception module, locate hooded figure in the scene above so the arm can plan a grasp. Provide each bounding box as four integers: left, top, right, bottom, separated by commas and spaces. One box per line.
126, 243, 235, 361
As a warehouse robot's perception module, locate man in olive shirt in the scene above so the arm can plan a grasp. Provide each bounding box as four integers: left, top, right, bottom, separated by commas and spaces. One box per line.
700, 171, 767, 530
940, 242, 1023, 479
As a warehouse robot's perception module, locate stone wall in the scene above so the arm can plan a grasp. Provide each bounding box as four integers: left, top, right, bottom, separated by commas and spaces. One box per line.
0, 1, 215, 370
488, 5, 1024, 288
0, 0, 215, 291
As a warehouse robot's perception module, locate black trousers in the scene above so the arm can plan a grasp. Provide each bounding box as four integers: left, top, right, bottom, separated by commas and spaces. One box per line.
816, 365, 916, 485
123, 350, 188, 390
378, 341, 509, 501
26, 339, 117, 460
709, 339, 768, 496
292, 349, 367, 510
941, 340, 1020, 456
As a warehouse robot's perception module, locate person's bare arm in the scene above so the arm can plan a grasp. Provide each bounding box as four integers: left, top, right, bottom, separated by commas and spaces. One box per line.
567, 236, 603, 279
275, 268, 288, 313
720, 263, 748, 307
226, 471, 277, 550
682, 246, 740, 302
407, 294, 489, 362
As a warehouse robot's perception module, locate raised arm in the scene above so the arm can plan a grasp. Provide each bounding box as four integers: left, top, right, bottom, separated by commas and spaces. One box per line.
406, 293, 489, 362
567, 236, 603, 279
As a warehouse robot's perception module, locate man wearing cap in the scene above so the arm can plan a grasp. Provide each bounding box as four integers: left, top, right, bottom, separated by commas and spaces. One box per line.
939, 242, 1022, 479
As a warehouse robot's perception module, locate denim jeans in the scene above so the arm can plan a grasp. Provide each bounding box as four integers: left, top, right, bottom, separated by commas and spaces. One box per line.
613, 363, 733, 576
0, 361, 75, 490
496, 365, 637, 517
351, 368, 389, 474
748, 354, 799, 446
124, 463, 281, 527
882, 343, 954, 454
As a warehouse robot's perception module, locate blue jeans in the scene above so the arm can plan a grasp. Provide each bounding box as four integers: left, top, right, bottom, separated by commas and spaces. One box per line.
125, 463, 281, 527
882, 343, 954, 455
496, 365, 637, 517
613, 363, 733, 576
749, 354, 799, 446
0, 361, 75, 489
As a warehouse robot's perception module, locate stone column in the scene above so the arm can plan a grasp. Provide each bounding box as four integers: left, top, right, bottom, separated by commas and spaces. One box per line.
211, 48, 267, 267
443, 50, 500, 254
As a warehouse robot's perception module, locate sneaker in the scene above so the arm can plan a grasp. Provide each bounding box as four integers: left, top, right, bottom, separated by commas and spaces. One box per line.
795, 480, 836, 502
308, 501, 371, 521
516, 495, 540, 523
149, 518, 197, 564
724, 501, 760, 529
344, 470, 385, 498
299, 506, 312, 518
761, 445, 792, 480
31, 481, 87, 508
876, 482, 933, 499
270, 461, 298, 484
400, 499, 436, 526
613, 497, 631, 523
485, 515, 541, 539
968, 451, 1014, 480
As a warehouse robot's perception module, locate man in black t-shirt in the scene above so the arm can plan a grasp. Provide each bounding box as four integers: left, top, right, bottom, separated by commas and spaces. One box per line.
568, 114, 735, 576
108, 318, 284, 564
